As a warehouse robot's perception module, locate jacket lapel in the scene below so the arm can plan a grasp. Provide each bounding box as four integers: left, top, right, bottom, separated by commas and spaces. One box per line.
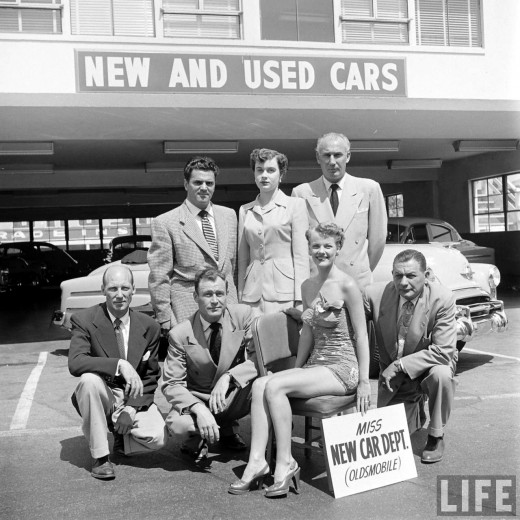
212, 309, 245, 385
180, 202, 215, 261
213, 205, 229, 268
126, 310, 148, 368
92, 304, 120, 359
379, 285, 399, 360
335, 174, 363, 228
308, 179, 334, 222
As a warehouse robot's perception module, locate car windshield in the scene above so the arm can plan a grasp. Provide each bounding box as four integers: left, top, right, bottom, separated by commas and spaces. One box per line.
386, 224, 404, 243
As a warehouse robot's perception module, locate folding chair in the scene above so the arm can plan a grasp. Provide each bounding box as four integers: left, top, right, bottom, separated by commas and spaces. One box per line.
252, 311, 357, 467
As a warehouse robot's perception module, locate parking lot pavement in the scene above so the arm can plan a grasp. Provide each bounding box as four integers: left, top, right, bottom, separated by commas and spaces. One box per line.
0, 292, 518, 520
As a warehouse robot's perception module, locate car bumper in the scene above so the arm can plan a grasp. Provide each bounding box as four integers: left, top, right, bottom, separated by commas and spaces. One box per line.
456, 299, 508, 342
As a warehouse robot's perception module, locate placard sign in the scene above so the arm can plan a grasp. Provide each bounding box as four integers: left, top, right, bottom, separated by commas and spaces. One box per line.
321, 404, 417, 498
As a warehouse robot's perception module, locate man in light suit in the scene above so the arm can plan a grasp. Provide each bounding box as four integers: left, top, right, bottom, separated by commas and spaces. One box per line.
292, 132, 387, 289
364, 249, 458, 463
148, 156, 237, 334
162, 268, 257, 462
69, 265, 167, 479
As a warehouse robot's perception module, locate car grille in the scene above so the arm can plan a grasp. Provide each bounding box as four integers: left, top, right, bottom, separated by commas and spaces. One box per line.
456, 295, 502, 321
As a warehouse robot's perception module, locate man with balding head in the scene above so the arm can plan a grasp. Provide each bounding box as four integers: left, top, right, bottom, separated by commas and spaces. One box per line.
68, 265, 167, 479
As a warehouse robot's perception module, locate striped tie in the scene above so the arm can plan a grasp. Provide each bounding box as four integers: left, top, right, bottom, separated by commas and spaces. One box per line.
199, 210, 219, 260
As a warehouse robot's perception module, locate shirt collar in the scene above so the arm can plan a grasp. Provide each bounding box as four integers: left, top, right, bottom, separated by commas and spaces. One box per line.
399, 295, 420, 310
322, 175, 346, 192
185, 199, 214, 218
107, 309, 130, 326
199, 314, 223, 333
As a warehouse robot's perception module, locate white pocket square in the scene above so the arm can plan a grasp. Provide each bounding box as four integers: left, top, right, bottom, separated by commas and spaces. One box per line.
141, 351, 151, 362
356, 207, 369, 213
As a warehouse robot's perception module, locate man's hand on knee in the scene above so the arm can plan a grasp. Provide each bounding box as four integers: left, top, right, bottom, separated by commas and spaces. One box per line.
114, 406, 136, 435
192, 403, 220, 444
209, 373, 231, 415
118, 360, 144, 398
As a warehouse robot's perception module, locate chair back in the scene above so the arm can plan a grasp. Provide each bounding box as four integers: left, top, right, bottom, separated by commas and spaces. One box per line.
252, 312, 300, 377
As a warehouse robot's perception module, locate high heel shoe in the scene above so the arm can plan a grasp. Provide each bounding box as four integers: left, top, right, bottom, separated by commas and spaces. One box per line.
264, 462, 301, 498
228, 465, 270, 495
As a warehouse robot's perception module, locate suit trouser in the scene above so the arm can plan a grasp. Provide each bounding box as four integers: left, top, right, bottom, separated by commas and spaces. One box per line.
380, 365, 457, 437
74, 373, 167, 459
166, 383, 253, 441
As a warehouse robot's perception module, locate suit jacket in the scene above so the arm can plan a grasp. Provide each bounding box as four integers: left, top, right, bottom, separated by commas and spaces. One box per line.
161, 304, 257, 414
292, 173, 387, 288
68, 303, 161, 408
238, 191, 309, 303
363, 280, 457, 406
148, 201, 238, 329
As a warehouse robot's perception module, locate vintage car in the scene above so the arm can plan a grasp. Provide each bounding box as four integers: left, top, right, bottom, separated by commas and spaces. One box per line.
387, 217, 495, 264
0, 241, 81, 291
54, 242, 508, 373
103, 234, 152, 264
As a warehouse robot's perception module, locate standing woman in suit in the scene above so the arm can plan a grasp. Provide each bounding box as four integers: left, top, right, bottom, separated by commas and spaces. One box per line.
238, 148, 309, 314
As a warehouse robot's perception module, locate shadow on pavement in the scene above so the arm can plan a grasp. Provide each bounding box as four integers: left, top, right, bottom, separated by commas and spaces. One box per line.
456, 350, 494, 375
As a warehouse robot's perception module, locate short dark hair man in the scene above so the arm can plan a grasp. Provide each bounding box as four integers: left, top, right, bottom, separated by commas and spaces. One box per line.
68, 264, 166, 479
162, 268, 257, 462
148, 156, 238, 334
364, 249, 458, 463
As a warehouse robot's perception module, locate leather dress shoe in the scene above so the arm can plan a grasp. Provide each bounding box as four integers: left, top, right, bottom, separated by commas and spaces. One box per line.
421, 435, 445, 463
91, 457, 115, 480
180, 437, 208, 464
220, 433, 247, 451
113, 433, 126, 456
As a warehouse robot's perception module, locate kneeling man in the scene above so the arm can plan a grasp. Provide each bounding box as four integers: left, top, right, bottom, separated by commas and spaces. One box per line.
68, 265, 167, 479
364, 249, 457, 463
162, 268, 257, 462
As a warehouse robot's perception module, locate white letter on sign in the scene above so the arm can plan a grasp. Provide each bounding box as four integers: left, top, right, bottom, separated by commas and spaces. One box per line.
209, 59, 227, 88
85, 56, 104, 87
169, 59, 190, 88
124, 57, 150, 88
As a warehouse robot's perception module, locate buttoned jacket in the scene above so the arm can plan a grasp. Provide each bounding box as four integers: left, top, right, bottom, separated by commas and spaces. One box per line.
238, 190, 309, 303
161, 304, 257, 413
292, 173, 387, 288
68, 303, 161, 408
148, 201, 237, 329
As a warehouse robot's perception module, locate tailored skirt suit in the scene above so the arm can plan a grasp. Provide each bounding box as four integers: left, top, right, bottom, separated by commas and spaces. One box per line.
238, 190, 310, 314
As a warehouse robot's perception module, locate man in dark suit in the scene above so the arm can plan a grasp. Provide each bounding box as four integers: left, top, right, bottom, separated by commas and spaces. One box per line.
148, 156, 238, 334
292, 132, 387, 289
364, 249, 458, 463
162, 268, 257, 462
68, 264, 166, 479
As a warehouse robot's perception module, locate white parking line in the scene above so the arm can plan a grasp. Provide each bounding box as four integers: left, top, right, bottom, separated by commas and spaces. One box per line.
455, 393, 520, 401
10, 351, 48, 430
463, 348, 520, 362
0, 426, 81, 438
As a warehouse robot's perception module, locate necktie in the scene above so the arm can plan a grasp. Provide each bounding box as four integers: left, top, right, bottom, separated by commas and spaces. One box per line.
330, 184, 339, 216
396, 300, 414, 359
199, 210, 219, 260
209, 322, 222, 365
114, 318, 126, 360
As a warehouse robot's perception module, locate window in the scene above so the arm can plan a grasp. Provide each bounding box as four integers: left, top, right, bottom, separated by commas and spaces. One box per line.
101, 218, 133, 248
341, 0, 409, 44
70, 0, 155, 37
33, 220, 66, 248
260, 0, 334, 42
0, 0, 62, 34
0, 221, 30, 242
136, 217, 152, 235
415, 0, 482, 47
68, 219, 102, 250
386, 193, 404, 217
430, 223, 455, 242
472, 173, 520, 232
163, 0, 241, 39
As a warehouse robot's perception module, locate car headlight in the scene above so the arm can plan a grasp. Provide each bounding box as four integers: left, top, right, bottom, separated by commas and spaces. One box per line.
488, 266, 501, 288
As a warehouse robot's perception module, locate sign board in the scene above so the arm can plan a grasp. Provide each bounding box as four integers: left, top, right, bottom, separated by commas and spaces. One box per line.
76, 51, 406, 96
321, 404, 417, 498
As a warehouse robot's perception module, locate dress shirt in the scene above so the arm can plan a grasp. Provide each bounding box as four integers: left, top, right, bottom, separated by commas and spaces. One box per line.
185, 199, 217, 236
322, 175, 347, 205
108, 309, 130, 373
199, 314, 223, 344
